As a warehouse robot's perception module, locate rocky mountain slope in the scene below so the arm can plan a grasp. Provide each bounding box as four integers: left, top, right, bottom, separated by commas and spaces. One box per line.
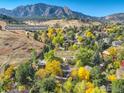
103, 13, 124, 23
0, 3, 124, 23
0, 3, 96, 21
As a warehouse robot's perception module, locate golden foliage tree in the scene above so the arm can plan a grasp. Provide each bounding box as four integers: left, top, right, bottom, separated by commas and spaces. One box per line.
45, 60, 62, 76
78, 67, 90, 80
4, 65, 14, 80
35, 69, 47, 79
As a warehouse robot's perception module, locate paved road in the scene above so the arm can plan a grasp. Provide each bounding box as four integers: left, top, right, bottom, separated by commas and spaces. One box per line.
5, 25, 48, 31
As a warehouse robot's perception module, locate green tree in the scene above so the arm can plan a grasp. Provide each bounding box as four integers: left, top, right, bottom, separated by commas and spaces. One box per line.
117, 47, 124, 60
112, 80, 124, 93
92, 50, 102, 65
76, 47, 94, 66
52, 34, 64, 47
63, 77, 73, 93
34, 32, 39, 40
73, 81, 85, 93
40, 77, 56, 92
31, 49, 37, 64
44, 50, 55, 62
15, 62, 35, 85
90, 66, 106, 86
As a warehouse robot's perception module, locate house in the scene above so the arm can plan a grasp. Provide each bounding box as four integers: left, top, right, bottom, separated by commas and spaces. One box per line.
116, 61, 124, 79
103, 38, 111, 44
112, 41, 122, 47
55, 50, 76, 62
38, 59, 46, 68
102, 50, 110, 58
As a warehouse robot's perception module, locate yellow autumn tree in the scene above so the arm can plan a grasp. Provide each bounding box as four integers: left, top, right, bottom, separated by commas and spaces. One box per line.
71, 69, 78, 79
78, 67, 90, 80
73, 80, 85, 93
86, 88, 94, 93
35, 69, 47, 79
47, 27, 56, 39
18, 85, 26, 92
0, 74, 4, 81
107, 74, 117, 81
85, 82, 94, 93
56, 28, 63, 34
106, 24, 121, 33
63, 77, 73, 93
77, 36, 84, 43
107, 47, 117, 56
45, 60, 62, 76
4, 65, 15, 80
55, 81, 63, 93
86, 82, 94, 89
85, 31, 95, 39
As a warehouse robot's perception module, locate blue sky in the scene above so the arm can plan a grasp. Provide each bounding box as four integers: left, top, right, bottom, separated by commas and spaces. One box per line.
0, 0, 124, 17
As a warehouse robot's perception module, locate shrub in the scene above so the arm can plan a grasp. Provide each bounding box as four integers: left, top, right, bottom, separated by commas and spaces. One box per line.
107, 47, 117, 57
35, 69, 47, 79
76, 47, 94, 66
40, 77, 56, 92
44, 50, 55, 62
93, 87, 107, 93
4, 65, 15, 80
63, 77, 73, 93
71, 69, 78, 79
117, 48, 124, 60
45, 60, 62, 76
78, 67, 90, 80
112, 80, 124, 93
73, 81, 85, 93
15, 62, 35, 85
107, 75, 117, 81
90, 66, 106, 86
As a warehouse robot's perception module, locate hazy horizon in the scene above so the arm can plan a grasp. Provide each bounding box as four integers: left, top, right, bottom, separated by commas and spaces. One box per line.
0, 0, 124, 17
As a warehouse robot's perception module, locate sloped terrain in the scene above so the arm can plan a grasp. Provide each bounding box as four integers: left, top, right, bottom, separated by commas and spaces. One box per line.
104, 13, 124, 23
24, 19, 101, 27
0, 30, 44, 65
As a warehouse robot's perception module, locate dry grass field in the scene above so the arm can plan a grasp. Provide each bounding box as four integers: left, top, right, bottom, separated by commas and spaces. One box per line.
24, 19, 97, 27
0, 30, 44, 65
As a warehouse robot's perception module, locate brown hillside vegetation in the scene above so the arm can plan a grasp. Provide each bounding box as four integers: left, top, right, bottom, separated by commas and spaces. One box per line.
24, 19, 101, 27
0, 30, 44, 65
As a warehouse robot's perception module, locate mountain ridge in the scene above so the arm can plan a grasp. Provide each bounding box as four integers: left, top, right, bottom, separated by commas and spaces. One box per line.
0, 3, 124, 23
0, 3, 97, 21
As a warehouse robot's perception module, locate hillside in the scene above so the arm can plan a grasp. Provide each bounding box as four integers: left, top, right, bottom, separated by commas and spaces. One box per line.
24, 19, 94, 27
1, 23, 124, 92
104, 13, 124, 23
0, 30, 44, 65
